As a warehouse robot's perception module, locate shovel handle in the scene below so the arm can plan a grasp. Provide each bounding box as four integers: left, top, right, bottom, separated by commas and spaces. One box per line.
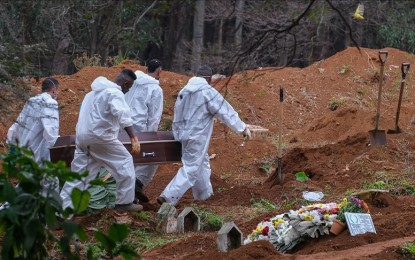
379, 50, 388, 65
278, 87, 284, 157
401, 63, 410, 80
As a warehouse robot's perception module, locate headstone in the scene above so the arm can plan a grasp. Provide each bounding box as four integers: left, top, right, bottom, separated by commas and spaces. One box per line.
156, 203, 177, 233
217, 222, 243, 252
177, 207, 200, 233
345, 212, 376, 236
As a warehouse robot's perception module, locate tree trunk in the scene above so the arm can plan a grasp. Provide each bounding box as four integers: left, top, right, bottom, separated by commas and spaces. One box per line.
52, 37, 71, 75
191, 0, 205, 73
234, 0, 244, 48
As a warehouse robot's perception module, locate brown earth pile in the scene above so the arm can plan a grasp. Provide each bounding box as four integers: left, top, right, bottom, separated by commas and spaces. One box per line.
1, 47, 415, 259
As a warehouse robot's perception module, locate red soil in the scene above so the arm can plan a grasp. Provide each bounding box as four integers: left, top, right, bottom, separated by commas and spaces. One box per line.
2, 47, 415, 259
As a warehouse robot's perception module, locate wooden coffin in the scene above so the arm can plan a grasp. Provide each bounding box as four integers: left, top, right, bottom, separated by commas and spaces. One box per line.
50, 131, 182, 166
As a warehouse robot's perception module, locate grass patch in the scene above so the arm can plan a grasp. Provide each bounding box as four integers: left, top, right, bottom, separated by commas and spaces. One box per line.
134, 211, 152, 221
258, 160, 272, 175
217, 187, 228, 193
129, 227, 179, 253
220, 172, 233, 180
362, 176, 415, 196
159, 117, 173, 131
251, 198, 279, 213
193, 207, 225, 231
398, 242, 415, 257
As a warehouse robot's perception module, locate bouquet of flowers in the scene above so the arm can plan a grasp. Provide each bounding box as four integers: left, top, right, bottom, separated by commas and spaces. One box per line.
244, 202, 339, 252
336, 195, 370, 223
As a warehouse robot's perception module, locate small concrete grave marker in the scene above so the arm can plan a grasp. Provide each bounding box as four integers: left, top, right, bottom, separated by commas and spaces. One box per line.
156, 203, 177, 233
217, 222, 243, 252
345, 212, 376, 236
177, 207, 200, 233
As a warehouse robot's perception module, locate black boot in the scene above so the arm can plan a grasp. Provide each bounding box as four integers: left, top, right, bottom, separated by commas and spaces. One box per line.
135, 178, 149, 203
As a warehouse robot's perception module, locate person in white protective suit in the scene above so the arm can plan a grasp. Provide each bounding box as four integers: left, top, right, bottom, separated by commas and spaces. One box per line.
60, 69, 142, 212
7, 77, 60, 194
124, 59, 163, 203
157, 65, 251, 206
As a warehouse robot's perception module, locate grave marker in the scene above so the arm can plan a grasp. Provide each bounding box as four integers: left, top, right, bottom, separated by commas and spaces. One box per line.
345, 212, 376, 236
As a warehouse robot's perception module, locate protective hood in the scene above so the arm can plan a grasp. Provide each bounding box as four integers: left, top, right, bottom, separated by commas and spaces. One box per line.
135, 71, 159, 86
184, 77, 209, 93
91, 76, 120, 92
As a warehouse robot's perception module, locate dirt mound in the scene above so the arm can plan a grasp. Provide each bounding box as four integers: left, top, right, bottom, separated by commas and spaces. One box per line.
2, 47, 415, 259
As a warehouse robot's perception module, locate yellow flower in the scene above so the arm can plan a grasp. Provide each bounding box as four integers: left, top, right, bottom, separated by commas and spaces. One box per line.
255, 225, 263, 233
304, 215, 313, 221
273, 218, 285, 227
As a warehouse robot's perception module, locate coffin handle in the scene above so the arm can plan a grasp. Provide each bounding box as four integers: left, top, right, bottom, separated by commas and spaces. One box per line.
142, 151, 156, 157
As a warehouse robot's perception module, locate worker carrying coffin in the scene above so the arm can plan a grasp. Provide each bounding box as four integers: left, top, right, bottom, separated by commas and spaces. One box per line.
60, 69, 142, 212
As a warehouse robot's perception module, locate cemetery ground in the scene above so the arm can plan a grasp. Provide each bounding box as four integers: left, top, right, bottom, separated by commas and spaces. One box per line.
1, 47, 415, 259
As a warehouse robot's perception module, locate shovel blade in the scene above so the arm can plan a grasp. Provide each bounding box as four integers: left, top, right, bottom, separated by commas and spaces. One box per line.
369, 130, 387, 146
387, 127, 401, 134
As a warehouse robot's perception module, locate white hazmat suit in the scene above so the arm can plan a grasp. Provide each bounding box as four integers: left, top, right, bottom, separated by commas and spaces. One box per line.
160, 76, 247, 206
7, 92, 60, 192
60, 76, 136, 209
125, 70, 163, 187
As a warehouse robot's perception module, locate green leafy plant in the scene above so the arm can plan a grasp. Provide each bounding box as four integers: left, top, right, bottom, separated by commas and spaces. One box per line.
259, 161, 272, 175
399, 242, 415, 257
336, 196, 369, 223
0, 145, 88, 259
0, 145, 137, 259
363, 180, 388, 190
90, 223, 138, 259
195, 207, 224, 231
295, 171, 309, 182
328, 98, 342, 111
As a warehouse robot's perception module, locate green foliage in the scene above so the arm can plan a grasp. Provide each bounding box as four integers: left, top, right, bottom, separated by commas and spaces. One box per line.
399, 242, 415, 257
91, 223, 138, 260
295, 171, 309, 182
363, 180, 387, 190
251, 198, 279, 213
0, 145, 137, 259
159, 117, 173, 131
134, 211, 151, 221
194, 207, 224, 231
259, 161, 272, 175
0, 145, 86, 259
378, 9, 415, 54
336, 196, 367, 223
129, 227, 177, 253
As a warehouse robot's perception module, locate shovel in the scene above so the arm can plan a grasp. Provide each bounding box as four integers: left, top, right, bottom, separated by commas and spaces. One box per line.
369, 50, 388, 146
387, 63, 410, 134
272, 87, 284, 186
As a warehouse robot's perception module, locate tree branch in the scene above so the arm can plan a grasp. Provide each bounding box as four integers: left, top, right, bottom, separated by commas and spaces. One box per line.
123, 0, 158, 32
324, 0, 361, 52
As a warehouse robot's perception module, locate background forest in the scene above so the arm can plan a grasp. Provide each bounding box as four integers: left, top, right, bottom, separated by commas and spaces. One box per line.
0, 0, 414, 79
